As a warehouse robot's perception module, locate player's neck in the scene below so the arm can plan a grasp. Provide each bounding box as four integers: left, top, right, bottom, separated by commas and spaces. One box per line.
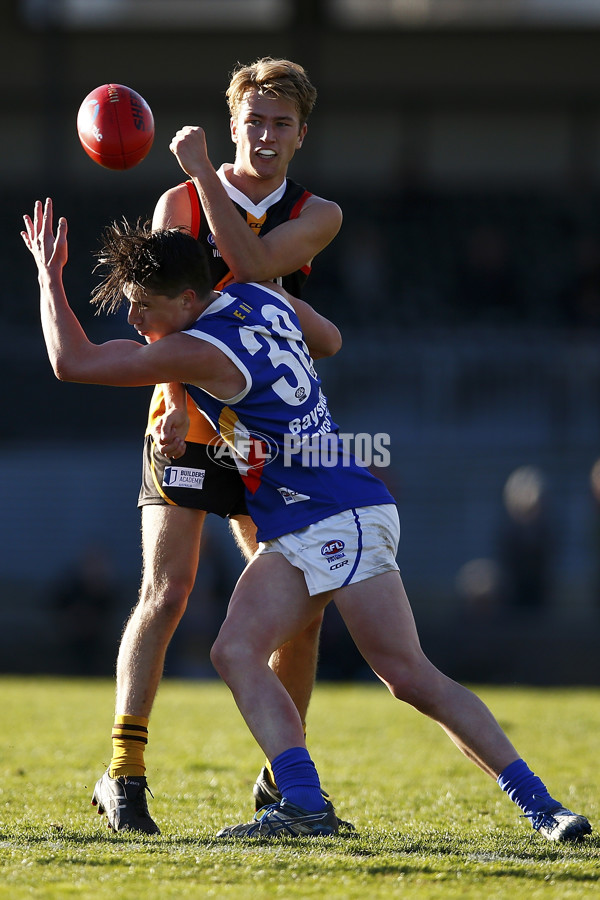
223, 162, 286, 205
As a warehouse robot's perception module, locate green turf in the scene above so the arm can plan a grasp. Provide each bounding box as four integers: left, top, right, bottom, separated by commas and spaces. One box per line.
0, 677, 598, 899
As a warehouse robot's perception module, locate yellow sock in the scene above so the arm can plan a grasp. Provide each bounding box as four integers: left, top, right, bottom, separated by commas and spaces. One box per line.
265, 758, 275, 783
109, 715, 149, 778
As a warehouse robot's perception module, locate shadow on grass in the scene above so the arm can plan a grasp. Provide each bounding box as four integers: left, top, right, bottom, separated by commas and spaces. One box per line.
2, 823, 598, 868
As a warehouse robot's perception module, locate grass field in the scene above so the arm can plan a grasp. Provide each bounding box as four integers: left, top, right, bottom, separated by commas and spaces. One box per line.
0, 677, 598, 899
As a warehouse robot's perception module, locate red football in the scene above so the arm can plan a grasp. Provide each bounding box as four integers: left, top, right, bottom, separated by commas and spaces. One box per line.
76, 84, 154, 170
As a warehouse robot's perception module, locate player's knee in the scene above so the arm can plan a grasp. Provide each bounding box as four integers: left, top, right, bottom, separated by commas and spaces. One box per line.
138, 577, 191, 626
384, 672, 418, 704
211, 626, 259, 683
210, 632, 237, 682
381, 657, 438, 710
209, 638, 224, 679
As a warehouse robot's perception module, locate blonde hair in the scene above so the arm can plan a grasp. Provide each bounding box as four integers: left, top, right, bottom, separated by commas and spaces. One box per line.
226, 57, 317, 126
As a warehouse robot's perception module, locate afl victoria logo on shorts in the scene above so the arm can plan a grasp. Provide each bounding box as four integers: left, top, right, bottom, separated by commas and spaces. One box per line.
320, 539, 350, 571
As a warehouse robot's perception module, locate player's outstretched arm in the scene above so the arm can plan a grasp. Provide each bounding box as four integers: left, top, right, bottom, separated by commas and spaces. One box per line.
21, 199, 176, 387
21, 198, 95, 381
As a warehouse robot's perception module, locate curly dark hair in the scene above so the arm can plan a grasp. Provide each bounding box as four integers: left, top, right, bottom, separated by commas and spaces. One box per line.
90, 219, 211, 315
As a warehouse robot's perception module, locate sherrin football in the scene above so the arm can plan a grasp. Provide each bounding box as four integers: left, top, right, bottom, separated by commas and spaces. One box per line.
76, 84, 154, 170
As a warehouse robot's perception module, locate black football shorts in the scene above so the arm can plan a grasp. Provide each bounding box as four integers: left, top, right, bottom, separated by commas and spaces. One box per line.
138, 435, 248, 517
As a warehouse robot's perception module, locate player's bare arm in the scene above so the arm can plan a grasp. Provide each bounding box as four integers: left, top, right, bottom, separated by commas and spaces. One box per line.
152, 182, 193, 233
21, 199, 102, 381
155, 380, 190, 458
261, 282, 342, 360
193, 175, 341, 283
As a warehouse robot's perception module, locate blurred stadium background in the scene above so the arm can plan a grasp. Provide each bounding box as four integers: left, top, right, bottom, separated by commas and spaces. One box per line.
2, 0, 600, 682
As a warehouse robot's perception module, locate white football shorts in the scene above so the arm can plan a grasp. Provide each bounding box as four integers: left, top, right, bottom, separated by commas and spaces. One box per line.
256, 504, 400, 596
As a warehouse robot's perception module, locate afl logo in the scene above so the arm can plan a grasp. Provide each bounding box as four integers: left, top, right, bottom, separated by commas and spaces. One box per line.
207, 233, 217, 247
86, 99, 100, 122
206, 430, 279, 470
321, 539, 345, 557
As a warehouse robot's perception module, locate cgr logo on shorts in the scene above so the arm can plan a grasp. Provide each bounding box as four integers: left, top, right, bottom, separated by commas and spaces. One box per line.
163, 466, 206, 489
